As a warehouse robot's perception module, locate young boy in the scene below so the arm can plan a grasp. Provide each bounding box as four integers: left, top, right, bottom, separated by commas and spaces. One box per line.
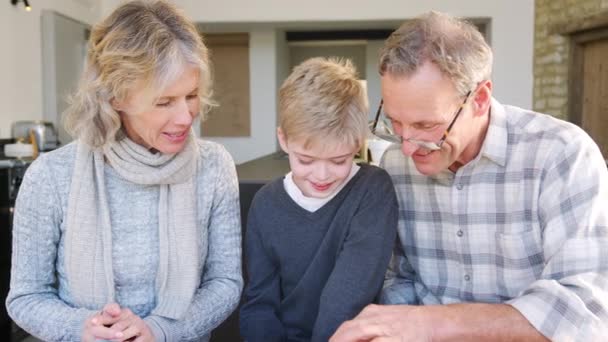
239, 57, 398, 342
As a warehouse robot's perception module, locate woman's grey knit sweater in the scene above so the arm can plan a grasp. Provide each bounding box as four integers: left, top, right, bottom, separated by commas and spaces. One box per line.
6, 140, 243, 342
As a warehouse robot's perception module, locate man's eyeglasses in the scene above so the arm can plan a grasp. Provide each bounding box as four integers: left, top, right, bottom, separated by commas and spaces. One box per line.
370, 91, 472, 151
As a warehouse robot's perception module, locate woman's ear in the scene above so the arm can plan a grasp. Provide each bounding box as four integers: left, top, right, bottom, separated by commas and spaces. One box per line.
110, 98, 122, 112
110, 98, 124, 113
277, 127, 289, 153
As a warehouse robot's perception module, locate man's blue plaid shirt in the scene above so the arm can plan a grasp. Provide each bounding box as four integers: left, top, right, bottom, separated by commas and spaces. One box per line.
380, 99, 608, 341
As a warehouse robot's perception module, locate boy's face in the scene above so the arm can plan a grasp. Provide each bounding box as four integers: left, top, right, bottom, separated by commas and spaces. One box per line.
278, 128, 358, 199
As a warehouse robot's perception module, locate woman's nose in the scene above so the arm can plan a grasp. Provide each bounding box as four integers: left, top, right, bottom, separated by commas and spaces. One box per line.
174, 99, 194, 126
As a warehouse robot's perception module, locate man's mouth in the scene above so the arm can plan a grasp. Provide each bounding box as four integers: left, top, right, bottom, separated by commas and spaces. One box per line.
414, 148, 434, 157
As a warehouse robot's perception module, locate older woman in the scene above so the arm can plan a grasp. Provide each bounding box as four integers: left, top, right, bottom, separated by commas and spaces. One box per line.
6, 1, 242, 341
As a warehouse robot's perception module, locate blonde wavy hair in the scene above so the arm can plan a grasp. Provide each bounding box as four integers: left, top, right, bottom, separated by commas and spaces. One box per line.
379, 11, 493, 96
279, 57, 368, 150
64, 0, 213, 147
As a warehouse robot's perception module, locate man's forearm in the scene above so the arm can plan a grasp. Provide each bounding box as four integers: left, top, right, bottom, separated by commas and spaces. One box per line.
427, 303, 549, 342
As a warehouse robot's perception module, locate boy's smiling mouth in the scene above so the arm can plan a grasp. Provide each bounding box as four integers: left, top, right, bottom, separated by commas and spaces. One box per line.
311, 181, 333, 191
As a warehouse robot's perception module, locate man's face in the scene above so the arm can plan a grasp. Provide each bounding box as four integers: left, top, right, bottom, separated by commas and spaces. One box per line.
380, 62, 478, 175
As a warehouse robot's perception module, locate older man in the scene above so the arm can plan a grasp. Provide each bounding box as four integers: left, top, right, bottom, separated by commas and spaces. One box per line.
331, 11, 608, 342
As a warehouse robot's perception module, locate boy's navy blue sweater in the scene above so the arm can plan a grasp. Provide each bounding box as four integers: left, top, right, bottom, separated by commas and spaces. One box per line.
239, 164, 398, 342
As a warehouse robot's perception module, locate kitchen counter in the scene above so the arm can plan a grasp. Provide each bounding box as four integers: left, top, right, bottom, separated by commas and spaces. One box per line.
236, 151, 290, 184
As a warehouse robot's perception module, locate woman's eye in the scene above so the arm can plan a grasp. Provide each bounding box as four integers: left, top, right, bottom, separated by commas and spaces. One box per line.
332, 159, 347, 165
298, 159, 313, 165
156, 100, 171, 107
187, 94, 198, 100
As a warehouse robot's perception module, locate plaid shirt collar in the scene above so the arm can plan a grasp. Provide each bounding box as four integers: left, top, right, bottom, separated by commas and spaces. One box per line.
430, 98, 508, 182
479, 98, 508, 167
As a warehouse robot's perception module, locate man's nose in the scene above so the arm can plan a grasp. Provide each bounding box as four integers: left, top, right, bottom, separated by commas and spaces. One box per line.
397, 126, 420, 156
400, 140, 420, 156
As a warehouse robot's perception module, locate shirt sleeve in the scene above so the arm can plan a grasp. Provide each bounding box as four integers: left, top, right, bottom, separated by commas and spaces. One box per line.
239, 198, 287, 342
6, 157, 97, 341
378, 230, 419, 305
378, 152, 418, 306
507, 133, 608, 341
311, 170, 398, 342
144, 147, 243, 341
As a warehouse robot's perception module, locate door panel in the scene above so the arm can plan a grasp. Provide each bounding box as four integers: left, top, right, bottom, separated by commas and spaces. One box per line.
582, 38, 608, 158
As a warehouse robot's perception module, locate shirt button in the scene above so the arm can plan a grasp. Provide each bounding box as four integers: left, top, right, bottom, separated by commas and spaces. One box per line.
456, 183, 464, 190
457, 230, 464, 237
464, 274, 470, 281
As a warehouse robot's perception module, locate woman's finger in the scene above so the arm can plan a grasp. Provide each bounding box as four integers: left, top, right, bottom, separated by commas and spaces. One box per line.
109, 317, 132, 334
102, 303, 122, 317
89, 324, 124, 340
92, 311, 122, 327
118, 325, 141, 341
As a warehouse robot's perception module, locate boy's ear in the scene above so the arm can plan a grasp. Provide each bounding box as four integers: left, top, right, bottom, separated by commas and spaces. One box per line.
277, 127, 289, 153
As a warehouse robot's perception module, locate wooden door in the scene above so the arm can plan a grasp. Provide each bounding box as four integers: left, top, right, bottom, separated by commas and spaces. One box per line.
581, 38, 608, 158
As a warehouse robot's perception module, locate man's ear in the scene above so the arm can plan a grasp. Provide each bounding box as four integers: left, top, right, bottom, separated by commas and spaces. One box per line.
277, 127, 289, 153
472, 79, 492, 117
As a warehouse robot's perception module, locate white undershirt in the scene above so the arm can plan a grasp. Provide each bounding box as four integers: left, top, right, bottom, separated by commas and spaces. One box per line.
283, 163, 360, 212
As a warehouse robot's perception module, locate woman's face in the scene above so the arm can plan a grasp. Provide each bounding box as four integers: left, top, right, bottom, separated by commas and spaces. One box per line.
114, 66, 200, 154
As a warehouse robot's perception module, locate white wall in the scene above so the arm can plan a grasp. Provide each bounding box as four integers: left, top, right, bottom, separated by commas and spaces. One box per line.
101, 0, 534, 109
366, 40, 386, 121
275, 29, 290, 135
0, 0, 99, 138
101, 0, 535, 108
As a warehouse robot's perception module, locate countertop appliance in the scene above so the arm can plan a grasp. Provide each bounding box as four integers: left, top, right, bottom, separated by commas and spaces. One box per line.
11, 120, 60, 152
0, 139, 32, 342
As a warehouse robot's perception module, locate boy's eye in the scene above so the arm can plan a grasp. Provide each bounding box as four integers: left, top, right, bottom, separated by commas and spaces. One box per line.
332, 159, 347, 165
298, 159, 313, 165
156, 99, 171, 107
187, 94, 198, 100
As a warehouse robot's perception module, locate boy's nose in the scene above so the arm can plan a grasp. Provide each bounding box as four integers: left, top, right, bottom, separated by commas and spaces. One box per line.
314, 164, 330, 181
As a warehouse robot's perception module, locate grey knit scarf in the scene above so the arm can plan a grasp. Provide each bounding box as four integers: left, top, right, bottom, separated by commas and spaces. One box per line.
65, 133, 200, 319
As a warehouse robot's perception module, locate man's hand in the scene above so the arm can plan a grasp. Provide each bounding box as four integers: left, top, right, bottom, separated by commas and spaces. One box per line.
330, 304, 434, 342
330, 303, 550, 342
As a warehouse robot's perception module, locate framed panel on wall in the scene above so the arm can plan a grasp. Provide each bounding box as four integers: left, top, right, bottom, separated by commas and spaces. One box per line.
203, 33, 251, 137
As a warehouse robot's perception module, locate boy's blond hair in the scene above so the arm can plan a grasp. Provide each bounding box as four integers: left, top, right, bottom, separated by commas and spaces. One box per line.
279, 57, 368, 150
